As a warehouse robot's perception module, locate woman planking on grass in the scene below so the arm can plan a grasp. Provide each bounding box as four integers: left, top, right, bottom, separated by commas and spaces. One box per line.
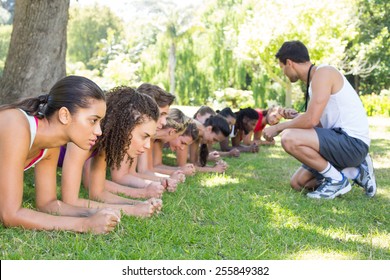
220, 107, 260, 153
59, 86, 162, 217
0, 76, 121, 234
243, 106, 298, 146
151, 110, 199, 177
176, 115, 231, 173
136, 108, 199, 184
215, 107, 240, 158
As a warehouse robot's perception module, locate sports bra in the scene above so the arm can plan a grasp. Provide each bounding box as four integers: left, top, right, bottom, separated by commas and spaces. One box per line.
57, 145, 98, 168
229, 124, 237, 138
253, 109, 266, 133
19, 109, 48, 171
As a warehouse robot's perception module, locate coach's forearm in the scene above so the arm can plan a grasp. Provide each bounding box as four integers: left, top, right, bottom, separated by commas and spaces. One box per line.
275, 113, 317, 133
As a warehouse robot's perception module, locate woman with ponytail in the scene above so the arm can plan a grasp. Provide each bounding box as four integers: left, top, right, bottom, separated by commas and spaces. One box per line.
176, 115, 230, 173
0, 75, 121, 234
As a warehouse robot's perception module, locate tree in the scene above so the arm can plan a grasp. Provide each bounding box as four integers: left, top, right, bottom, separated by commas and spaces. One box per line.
0, 0, 69, 104
234, 0, 358, 108
345, 0, 390, 94
131, 0, 199, 103
67, 4, 123, 71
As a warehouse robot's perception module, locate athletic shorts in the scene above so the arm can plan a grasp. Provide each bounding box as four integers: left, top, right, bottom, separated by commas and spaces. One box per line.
302, 127, 368, 175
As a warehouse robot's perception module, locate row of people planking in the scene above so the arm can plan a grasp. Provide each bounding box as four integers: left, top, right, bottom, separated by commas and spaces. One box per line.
0, 77, 288, 234
1, 40, 377, 234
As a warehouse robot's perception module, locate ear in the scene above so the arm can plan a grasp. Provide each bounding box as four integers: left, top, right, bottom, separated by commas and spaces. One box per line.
206, 125, 212, 133
58, 107, 72, 125
286, 59, 294, 67
168, 128, 176, 135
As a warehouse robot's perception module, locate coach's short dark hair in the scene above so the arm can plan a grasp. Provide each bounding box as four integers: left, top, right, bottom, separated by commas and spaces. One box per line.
275, 40, 310, 64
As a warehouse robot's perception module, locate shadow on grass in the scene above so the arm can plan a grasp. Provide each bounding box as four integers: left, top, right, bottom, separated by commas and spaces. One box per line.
123, 141, 386, 260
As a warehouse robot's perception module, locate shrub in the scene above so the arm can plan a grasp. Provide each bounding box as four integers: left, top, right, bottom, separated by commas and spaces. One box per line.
209, 87, 255, 110
360, 90, 390, 117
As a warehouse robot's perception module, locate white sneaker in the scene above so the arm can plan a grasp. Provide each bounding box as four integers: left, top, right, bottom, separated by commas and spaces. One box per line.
353, 154, 377, 197
307, 174, 351, 199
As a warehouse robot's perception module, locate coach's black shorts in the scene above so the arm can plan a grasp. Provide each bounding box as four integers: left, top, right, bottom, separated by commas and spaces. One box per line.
302, 127, 368, 174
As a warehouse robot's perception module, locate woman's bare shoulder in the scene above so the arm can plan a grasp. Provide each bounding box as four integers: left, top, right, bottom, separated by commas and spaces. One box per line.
0, 108, 27, 123
0, 109, 29, 136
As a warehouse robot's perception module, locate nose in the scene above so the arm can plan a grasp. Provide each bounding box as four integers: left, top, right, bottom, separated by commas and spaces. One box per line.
95, 123, 102, 136
144, 138, 151, 150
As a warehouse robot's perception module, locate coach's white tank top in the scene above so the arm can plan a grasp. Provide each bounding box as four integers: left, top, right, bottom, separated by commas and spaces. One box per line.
19, 109, 48, 171
309, 65, 370, 146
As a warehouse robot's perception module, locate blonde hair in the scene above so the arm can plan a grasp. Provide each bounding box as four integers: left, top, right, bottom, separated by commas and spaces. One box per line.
163, 108, 190, 134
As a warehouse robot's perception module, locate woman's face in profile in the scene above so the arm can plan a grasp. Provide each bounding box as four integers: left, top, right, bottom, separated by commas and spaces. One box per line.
128, 119, 157, 158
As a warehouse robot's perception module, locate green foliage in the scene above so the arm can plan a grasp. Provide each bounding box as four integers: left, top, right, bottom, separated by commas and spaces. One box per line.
346, 0, 390, 95
63, 0, 387, 106
235, 0, 358, 107
175, 34, 211, 105
67, 4, 124, 70
139, 33, 170, 90
209, 87, 255, 110
201, 0, 247, 91
361, 90, 390, 117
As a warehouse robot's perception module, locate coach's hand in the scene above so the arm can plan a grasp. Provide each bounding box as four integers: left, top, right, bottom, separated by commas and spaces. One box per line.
263, 126, 279, 142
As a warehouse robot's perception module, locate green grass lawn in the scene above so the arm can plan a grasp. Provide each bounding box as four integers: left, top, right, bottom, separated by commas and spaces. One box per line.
1, 117, 389, 260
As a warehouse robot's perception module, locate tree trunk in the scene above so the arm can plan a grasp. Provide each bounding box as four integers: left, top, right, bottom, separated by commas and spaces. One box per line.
354, 75, 360, 94
285, 80, 292, 108
168, 41, 177, 102
0, 0, 69, 104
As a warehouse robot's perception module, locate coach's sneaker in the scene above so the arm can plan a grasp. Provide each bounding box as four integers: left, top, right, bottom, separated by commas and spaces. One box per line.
353, 154, 377, 197
307, 174, 351, 199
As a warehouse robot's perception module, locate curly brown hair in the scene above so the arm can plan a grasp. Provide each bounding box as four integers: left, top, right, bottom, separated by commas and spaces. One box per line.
95, 86, 160, 169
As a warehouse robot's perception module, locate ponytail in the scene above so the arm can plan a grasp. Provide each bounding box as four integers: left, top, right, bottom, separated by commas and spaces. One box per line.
0, 76, 105, 119
199, 144, 208, 167
199, 115, 230, 166
0, 93, 49, 118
